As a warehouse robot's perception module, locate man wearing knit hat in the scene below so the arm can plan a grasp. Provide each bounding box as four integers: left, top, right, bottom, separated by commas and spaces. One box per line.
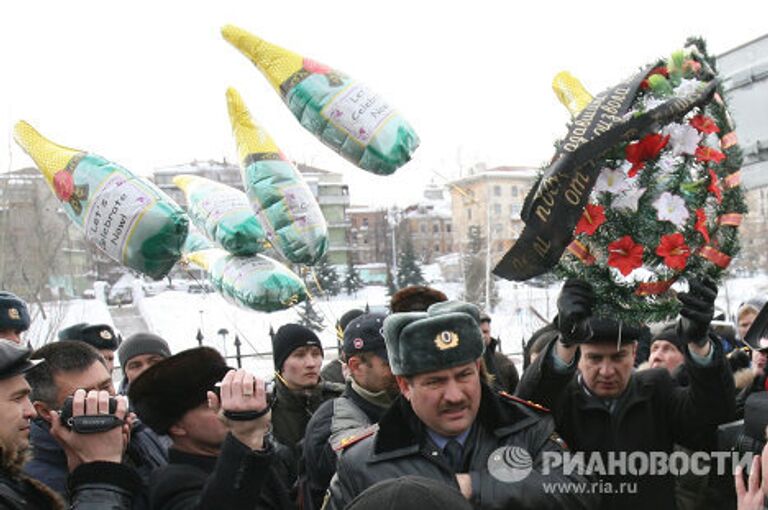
516, 279, 736, 510
303, 313, 396, 509
647, 322, 687, 376
129, 347, 292, 509
117, 332, 172, 390
0, 291, 31, 344
324, 301, 595, 510
270, 323, 343, 451
58, 322, 120, 374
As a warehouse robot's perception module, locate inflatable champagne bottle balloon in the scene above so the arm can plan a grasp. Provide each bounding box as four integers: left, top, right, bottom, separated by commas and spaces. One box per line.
13, 121, 189, 280
173, 174, 267, 256
226, 87, 327, 265
221, 24, 419, 175
186, 249, 307, 312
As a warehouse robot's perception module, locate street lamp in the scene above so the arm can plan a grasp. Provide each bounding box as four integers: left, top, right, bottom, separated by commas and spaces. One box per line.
218, 328, 229, 358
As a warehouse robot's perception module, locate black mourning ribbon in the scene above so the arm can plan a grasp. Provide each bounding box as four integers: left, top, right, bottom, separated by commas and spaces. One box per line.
494, 70, 718, 281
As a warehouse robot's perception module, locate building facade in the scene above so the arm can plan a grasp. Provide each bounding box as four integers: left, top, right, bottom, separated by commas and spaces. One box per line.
718, 34, 768, 273
397, 183, 454, 264
448, 165, 537, 262
0, 168, 96, 298
347, 206, 389, 265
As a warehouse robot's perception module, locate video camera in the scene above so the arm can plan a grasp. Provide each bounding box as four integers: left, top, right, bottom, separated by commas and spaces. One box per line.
59, 395, 123, 434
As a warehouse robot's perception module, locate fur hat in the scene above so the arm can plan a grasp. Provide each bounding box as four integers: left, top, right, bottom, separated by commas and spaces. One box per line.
0, 292, 30, 333
345, 476, 472, 510
58, 323, 120, 351
384, 301, 484, 376
271, 324, 323, 372
390, 286, 447, 313
581, 317, 644, 345
128, 347, 229, 435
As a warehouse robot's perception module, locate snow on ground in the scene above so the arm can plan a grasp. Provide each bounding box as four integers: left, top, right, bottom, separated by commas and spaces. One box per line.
26, 299, 116, 350
22, 271, 768, 381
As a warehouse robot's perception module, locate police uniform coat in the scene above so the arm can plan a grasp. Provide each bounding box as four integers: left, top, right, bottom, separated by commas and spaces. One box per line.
302, 381, 389, 510
515, 338, 736, 510
323, 383, 599, 510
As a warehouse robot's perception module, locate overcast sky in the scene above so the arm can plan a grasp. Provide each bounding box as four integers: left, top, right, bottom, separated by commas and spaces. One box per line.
1, 1, 765, 207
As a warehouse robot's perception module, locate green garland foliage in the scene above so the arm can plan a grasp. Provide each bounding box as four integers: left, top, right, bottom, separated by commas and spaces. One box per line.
553, 38, 747, 325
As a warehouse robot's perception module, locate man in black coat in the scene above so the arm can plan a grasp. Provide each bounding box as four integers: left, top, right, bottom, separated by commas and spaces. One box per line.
479, 312, 519, 393
323, 301, 599, 510
516, 279, 736, 510
0, 340, 141, 509
129, 346, 295, 510
303, 313, 397, 509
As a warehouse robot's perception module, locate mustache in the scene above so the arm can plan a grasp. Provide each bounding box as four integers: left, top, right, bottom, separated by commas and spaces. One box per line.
439, 401, 469, 414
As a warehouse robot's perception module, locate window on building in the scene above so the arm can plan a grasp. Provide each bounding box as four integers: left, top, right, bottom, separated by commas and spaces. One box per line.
511, 186, 518, 197
493, 185, 501, 196
493, 223, 503, 233
433, 224, 439, 233
467, 209, 472, 220
362, 218, 369, 227
493, 203, 501, 215
446, 224, 452, 233
420, 224, 427, 233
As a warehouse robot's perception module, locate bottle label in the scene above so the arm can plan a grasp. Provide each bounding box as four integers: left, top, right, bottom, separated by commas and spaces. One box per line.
84, 173, 156, 261
194, 189, 251, 227
322, 82, 394, 145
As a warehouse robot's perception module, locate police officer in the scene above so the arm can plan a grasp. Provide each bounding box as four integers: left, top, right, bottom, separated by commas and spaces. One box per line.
303, 313, 396, 509
58, 322, 120, 374
323, 301, 597, 509
0, 292, 31, 345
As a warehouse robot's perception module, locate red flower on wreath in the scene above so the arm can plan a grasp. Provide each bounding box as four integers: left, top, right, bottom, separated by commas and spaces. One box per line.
695, 208, 710, 243
53, 170, 74, 201
640, 66, 669, 90
695, 146, 726, 165
625, 133, 670, 177
707, 169, 722, 204
655, 233, 691, 271
574, 204, 606, 236
607, 235, 644, 276
690, 115, 720, 135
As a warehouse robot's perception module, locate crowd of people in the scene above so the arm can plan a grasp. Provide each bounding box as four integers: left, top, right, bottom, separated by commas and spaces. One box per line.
1, 282, 768, 509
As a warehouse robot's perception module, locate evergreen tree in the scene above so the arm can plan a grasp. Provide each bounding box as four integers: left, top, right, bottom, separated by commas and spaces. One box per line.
311, 253, 341, 298
296, 299, 326, 333
461, 225, 499, 310
396, 236, 425, 288
343, 257, 364, 296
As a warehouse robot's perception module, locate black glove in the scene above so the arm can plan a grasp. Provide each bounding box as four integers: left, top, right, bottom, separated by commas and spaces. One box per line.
677, 278, 718, 347
556, 279, 595, 346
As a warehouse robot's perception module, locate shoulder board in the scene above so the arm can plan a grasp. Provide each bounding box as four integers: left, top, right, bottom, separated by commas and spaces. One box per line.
332, 425, 377, 452
498, 391, 550, 413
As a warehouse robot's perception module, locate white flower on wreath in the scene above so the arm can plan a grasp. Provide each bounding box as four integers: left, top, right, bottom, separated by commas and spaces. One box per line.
663, 122, 701, 157
612, 187, 647, 213
656, 154, 680, 174
653, 191, 689, 227
595, 167, 630, 194
674, 78, 703, 99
